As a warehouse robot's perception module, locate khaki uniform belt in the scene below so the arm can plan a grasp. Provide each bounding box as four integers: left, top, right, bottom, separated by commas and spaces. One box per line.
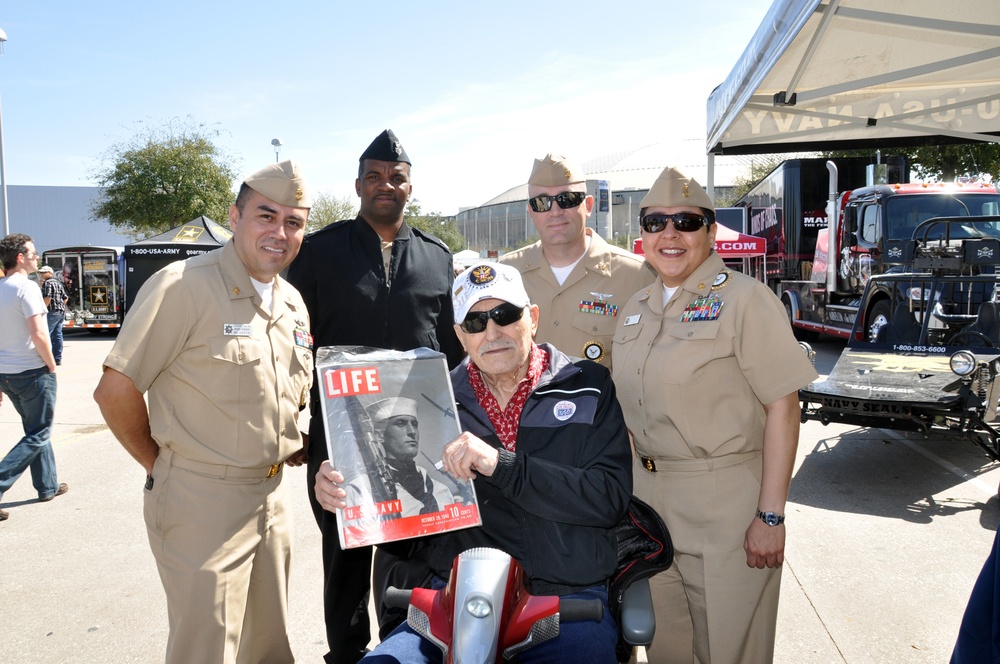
160, 447, 283, 479
638, 449, 761, 473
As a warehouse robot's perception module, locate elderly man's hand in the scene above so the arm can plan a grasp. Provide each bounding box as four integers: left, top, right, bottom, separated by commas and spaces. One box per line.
314, 460, 348, 513
442, 432, 500, 481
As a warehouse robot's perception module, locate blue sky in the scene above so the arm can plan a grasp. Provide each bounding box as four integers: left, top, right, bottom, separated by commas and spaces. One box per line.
0, 0, 773, 215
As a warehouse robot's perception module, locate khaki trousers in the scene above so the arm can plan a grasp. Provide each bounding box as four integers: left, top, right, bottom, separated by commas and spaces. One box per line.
144, 448, 294, 664
635, 453, 781, 664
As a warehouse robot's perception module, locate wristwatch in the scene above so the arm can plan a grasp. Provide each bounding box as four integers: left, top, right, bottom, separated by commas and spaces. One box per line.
756, 508, 785, 526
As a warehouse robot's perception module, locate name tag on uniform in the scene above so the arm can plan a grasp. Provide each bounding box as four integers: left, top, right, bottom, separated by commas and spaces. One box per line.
223, 323, 254, 336
624, 314, 641, 326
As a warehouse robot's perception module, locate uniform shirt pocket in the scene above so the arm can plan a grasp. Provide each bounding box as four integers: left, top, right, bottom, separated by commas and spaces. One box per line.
209, 336, 264, 366
572, 309, 619, 338
659, 321, 721, 385
611, 322, 644, 377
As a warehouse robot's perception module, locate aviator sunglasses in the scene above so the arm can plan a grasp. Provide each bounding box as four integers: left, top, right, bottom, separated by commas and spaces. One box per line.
528, 191, 587, 213
460, 302, 526, 334
639, 211, 710, 233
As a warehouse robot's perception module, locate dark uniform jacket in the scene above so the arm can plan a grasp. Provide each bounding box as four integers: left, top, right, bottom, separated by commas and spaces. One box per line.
287, 215, 464, 374
425, 344, 633, 595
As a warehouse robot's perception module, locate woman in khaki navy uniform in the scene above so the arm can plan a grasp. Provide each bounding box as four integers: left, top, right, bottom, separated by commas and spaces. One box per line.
499, 153, 653, 370
612, 166, 817, 664
94, 161, 314, 664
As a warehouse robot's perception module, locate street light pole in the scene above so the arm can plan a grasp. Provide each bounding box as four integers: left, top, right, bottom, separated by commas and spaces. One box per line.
0, 28, 8, 237
271, 138, 282, 163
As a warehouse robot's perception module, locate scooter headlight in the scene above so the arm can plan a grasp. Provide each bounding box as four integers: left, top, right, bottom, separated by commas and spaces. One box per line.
950, 350, 978, 376
465, 594, 493, 619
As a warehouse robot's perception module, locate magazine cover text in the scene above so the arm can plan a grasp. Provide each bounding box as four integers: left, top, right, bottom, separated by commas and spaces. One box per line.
316, 346, 480, 548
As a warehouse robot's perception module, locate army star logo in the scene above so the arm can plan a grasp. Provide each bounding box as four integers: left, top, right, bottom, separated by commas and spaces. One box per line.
173, 226, 204, 242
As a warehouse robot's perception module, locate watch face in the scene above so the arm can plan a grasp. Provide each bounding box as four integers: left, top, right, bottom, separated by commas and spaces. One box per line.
758, 510, 783, 526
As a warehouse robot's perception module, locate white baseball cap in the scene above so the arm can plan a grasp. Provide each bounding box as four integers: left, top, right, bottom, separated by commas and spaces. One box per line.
452, 263, 530, 323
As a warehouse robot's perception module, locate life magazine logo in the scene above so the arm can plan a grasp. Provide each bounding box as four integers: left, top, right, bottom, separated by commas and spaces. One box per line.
323, 366, 382, 398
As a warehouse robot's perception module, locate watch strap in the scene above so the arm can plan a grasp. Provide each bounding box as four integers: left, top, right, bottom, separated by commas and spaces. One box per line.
756, 508, 785, 526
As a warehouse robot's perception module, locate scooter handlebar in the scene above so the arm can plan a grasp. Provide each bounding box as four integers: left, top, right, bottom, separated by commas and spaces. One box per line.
559, 598, 605, 623
384, 587, 413, 609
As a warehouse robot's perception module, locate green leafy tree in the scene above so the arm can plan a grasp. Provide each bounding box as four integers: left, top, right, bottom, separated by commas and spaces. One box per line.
307, 192, 358, 233
91, 118, 238, 238
404, 199, 467, 253
909, 144, 1000, 182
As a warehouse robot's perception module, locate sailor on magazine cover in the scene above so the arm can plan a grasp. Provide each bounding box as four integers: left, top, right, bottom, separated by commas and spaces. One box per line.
343, 397, 456, 517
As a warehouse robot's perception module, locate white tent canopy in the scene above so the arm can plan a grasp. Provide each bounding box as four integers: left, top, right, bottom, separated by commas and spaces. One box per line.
706, 0, 1000, 164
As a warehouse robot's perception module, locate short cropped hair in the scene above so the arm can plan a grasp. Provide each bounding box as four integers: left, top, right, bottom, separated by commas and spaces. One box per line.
0, 233, 33, 272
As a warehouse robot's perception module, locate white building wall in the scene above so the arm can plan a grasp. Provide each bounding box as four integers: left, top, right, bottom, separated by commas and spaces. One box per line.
6, 185, 133, 252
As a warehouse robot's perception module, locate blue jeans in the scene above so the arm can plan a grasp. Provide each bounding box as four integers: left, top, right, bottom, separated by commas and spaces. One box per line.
0, 367, 59, 500
46, 311, 64, 364
363, 581, 618, 664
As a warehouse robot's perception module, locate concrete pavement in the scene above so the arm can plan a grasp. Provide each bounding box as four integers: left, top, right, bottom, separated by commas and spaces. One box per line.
0, 334, 997, 662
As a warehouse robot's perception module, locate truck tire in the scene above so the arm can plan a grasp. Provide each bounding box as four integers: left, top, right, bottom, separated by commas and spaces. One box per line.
867, 299, 892, 343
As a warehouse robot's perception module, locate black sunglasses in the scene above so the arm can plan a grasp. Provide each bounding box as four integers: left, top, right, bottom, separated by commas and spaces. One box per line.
528, 191, 587, 213
639, 212, 710, 233
460, 302, 526, 334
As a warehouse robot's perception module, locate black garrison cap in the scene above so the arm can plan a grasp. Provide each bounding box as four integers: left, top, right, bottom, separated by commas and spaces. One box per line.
359, 129, 411, 165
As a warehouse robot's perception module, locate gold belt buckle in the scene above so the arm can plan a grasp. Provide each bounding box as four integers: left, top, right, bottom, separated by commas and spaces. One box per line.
641, 456, 657, 472
267, 463, 281, 478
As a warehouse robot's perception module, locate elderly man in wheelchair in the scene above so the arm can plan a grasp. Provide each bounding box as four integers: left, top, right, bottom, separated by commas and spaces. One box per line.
314, 263, 671, 663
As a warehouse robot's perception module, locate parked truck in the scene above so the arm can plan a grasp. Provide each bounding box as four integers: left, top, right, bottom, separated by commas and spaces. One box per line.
737, 157, 1000, 339
40, 246, 125, 330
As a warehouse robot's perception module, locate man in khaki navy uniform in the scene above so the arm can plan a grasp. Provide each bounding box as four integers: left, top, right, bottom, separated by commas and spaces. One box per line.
612, 166, 817, 664
94, 160, 314, 664
499, 153, 653, 370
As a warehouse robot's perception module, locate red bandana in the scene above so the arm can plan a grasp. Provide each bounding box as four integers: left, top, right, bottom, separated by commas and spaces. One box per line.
467, 344, 549, 452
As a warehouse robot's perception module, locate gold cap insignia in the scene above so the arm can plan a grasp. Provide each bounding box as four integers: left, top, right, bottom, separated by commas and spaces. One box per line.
682, 183, 690, 198
295, 187, 304, 202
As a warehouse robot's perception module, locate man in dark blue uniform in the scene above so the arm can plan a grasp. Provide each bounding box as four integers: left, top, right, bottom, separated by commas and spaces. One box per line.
286, 129, 464, 664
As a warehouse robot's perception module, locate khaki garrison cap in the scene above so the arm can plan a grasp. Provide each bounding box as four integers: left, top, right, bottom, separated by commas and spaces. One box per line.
527, 153, 586, 187
368, 397, 418, 422
244, 160, 312, 209
640, 166, 714, 212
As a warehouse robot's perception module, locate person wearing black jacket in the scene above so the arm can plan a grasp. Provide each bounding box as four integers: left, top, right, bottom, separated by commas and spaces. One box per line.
315, 262, 633, 663
286, 129, 463, 664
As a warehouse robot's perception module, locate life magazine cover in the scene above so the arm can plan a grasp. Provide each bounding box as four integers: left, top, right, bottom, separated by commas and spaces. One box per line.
316, 346, 481, 549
